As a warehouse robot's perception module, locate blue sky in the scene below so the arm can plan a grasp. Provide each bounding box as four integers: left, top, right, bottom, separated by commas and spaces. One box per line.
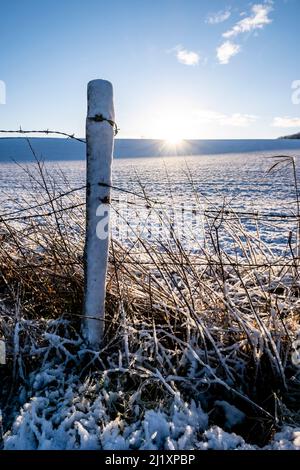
0, 0, 300, 139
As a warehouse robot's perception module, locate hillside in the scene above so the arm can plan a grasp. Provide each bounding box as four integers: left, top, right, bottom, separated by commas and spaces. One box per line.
280, 131, 300, 139
2, 137, 300, 161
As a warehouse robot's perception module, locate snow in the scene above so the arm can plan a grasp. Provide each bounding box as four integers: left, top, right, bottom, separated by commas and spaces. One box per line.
1, 150, 300, 254
198, 426, 253, 450
3, 350, 300, 451
3, 366, 208, 451
2, 137, 300, 161
265, 428, 300, 450
1, 145, 300, 450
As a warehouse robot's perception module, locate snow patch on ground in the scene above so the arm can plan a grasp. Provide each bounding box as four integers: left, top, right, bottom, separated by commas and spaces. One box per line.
3, 360, 300, 450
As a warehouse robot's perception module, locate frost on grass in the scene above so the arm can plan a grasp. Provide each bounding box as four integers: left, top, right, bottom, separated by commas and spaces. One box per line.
3, 353, 208, 450
2, 320, 300, 451
1, 159, 300, 450
4, 365, 300, 450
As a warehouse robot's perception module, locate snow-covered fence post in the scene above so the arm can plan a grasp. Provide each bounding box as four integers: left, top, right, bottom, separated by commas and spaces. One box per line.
83, 79, 115, 349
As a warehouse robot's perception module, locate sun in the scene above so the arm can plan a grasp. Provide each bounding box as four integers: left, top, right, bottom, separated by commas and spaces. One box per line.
165, 135, 183, 146
163, 128, 184, 146
147, 110, 187, 145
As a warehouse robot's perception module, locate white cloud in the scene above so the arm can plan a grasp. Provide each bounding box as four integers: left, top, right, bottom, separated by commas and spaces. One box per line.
272, 116, 300, 128
216, 41, 241, 64
223, 113, 258, 126
223, 3, 273, 38
227, 113, 258, 127
195, 110, 258, 127
175, 45, 200, 65
206, 9, 231, 25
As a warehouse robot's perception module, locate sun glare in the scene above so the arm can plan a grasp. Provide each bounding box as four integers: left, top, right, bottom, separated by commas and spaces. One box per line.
165, 134, 183, 146
147, 109, 189, 145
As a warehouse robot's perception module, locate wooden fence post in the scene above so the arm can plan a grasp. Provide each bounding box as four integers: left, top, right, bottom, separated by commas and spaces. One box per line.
83, 79, 115, 349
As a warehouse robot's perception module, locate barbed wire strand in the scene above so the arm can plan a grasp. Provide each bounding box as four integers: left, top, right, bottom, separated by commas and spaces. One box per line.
1, 180, 299, 222
0, 128, 86, 143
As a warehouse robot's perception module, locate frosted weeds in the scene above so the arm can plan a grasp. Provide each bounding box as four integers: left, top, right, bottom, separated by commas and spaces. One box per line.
198, 427, 253, 450
265, 427, 300, 450
2, 345, 300, 451
3, 359, 208, 451
1, 153, 300, 451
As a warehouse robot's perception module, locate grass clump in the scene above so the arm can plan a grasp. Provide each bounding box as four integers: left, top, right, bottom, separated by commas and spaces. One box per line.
0, 156, 300, 447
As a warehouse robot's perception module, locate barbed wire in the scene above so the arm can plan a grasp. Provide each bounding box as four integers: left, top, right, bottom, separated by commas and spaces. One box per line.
88, 114, 119, 136
0, 202, 85, 222
115, 259, 300, 268
0, 180, 300, 223
0, 118, 119, 141
0, 248, 297, 269
0, 185, 87, 218
0, 128, 86, 143
1, 129, 300, 225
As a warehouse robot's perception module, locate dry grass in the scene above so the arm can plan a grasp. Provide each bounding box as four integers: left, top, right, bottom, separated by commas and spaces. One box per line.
0, 156, 300, 447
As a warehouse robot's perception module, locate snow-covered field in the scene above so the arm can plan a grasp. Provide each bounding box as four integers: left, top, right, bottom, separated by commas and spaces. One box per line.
1, 147, 299, 212
1, 148, 300, 252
